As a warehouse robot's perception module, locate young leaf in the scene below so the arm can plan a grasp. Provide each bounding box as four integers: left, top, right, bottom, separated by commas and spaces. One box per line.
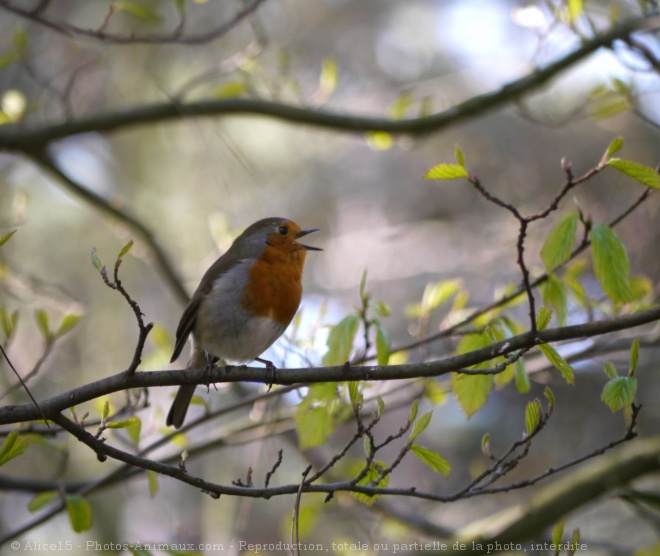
601, 376, 637, 412
541, 276, 568, 327
543, 386, 555, 414
0, 229, 16, 248
407, 400, 419, 424
389, 91, 412, 120
481, 432, 491, 457
65, 495, 93, 533
411, 445, 451, 477
629, 337, 639, 376
296, 405, 334, 449
56, 314, 82, 337
35, 309, 50, 340
127, 416, 142, 445
351, 461, 389, 505
455, 145, 466, 168
540, 212, 578, 271
319, 57, 338, 96
514, 357, 530, 393
376, 396, 385, 416
28, 490, 57, 512
606, 158, 660, 189
591, 224, 632, 303
525, 399, 541, 435
0, 431, 28, 466
539, 344, 575, 384
117, 239, 134, 260
409, 411, 433, 443
603, 362, 618, 380
536, 306, 553, 331
552, 522, 565, 545
147, 469, 158, 498
424, 163, 469, 180
348, 381, 360, 407
603, 136, 623, 160
90, 248, 103, 271
452, 373, 494, 418
107, 416, 141, 429
375, 322, 390, 366
322, 315, 359, 366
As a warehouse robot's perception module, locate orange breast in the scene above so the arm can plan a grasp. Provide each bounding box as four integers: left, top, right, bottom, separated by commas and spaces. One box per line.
240, 249, 306, 325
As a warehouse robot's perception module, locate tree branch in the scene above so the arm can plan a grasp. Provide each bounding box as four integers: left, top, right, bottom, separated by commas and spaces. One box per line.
1, 305, 659, 425
0, 16, 657, 152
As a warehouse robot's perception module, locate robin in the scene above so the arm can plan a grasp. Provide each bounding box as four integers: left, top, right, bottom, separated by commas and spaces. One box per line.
166, 217, 321, 428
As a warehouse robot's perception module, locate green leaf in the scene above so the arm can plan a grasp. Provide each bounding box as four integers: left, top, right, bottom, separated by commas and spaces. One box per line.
452, 374, 493, 418
56, 314, 82, 337
127, 416, 142, 445
376, 396, 385, 416
423, 380, 446, 405
424, 163, 469, 180
214, 80, 248, 99
0, 431, 28, 466
525, 399, 541, 435
411, 445, 451, 476
375, 322, 390, 366
539, 344, 575, 384
319, 57, 338, 96
407, 400, 419, 424
365, 131, 394, 151
535, 306, 553, 331
0, 307, 19, 339
629, 337, 639, 376
322, 315, 359, 366
90, 247, 103, 271
514, 357, 530, 393
603, 362, 618, 380
117, 239, 134, 260
351, 461, 389, 505
481, 433, 491, 457
389, 91, 412, 120
107, 416, 141, 429
370, 300, 391, 318
544, 386, 555, 414
421, 279, 462, 315
606, 158, 660, 189
591, 225, 632, 303
348, 381, 361, 407
541, 276, 568, 327
603, 136, 624, 160
0, 229, 16, 248
540, 212, 578, 271
34, 309, 51, 340
296, 405, 334, 449
65, 495, 93, 533
28, 490, 57, 512
601, 376, 637, 412
552, 521, 565, 545
13, 28, 28, 52
147, 469, 158, 497
409, 411, 432, 443
567, 0, 582, 20
102, 400, 110, 421
455, 145, 466, 168
114, 1, 162, 22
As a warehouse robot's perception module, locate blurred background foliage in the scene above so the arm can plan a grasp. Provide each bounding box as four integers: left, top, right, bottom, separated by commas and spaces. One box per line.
0, 0, 659, 553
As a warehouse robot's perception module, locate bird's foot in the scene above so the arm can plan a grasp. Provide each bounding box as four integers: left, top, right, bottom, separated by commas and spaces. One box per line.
256, 357, 278, 392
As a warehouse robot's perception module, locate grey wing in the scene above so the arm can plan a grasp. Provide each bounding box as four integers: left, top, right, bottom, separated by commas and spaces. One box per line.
170, 295, 202, 363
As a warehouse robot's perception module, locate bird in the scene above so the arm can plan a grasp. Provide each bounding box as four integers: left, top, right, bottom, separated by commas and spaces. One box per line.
166, 217, 321, 428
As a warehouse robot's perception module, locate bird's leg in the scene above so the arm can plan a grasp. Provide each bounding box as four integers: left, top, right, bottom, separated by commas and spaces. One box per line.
204, 352, 219, 393
255, 357, 277, 392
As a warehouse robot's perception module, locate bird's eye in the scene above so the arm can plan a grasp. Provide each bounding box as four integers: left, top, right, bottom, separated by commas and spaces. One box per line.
277, 225, 288, 235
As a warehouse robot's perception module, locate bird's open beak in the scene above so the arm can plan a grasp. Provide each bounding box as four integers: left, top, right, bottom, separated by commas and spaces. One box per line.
296, 228, 323, 251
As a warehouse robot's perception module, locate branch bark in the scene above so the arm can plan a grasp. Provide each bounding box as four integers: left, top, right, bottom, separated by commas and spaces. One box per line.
1, 305, 659, 424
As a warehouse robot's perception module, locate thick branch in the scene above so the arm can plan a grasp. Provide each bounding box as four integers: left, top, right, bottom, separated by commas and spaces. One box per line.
1, 305, 659, 424
446, 437, 660, 555
0, 17, 656, 152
